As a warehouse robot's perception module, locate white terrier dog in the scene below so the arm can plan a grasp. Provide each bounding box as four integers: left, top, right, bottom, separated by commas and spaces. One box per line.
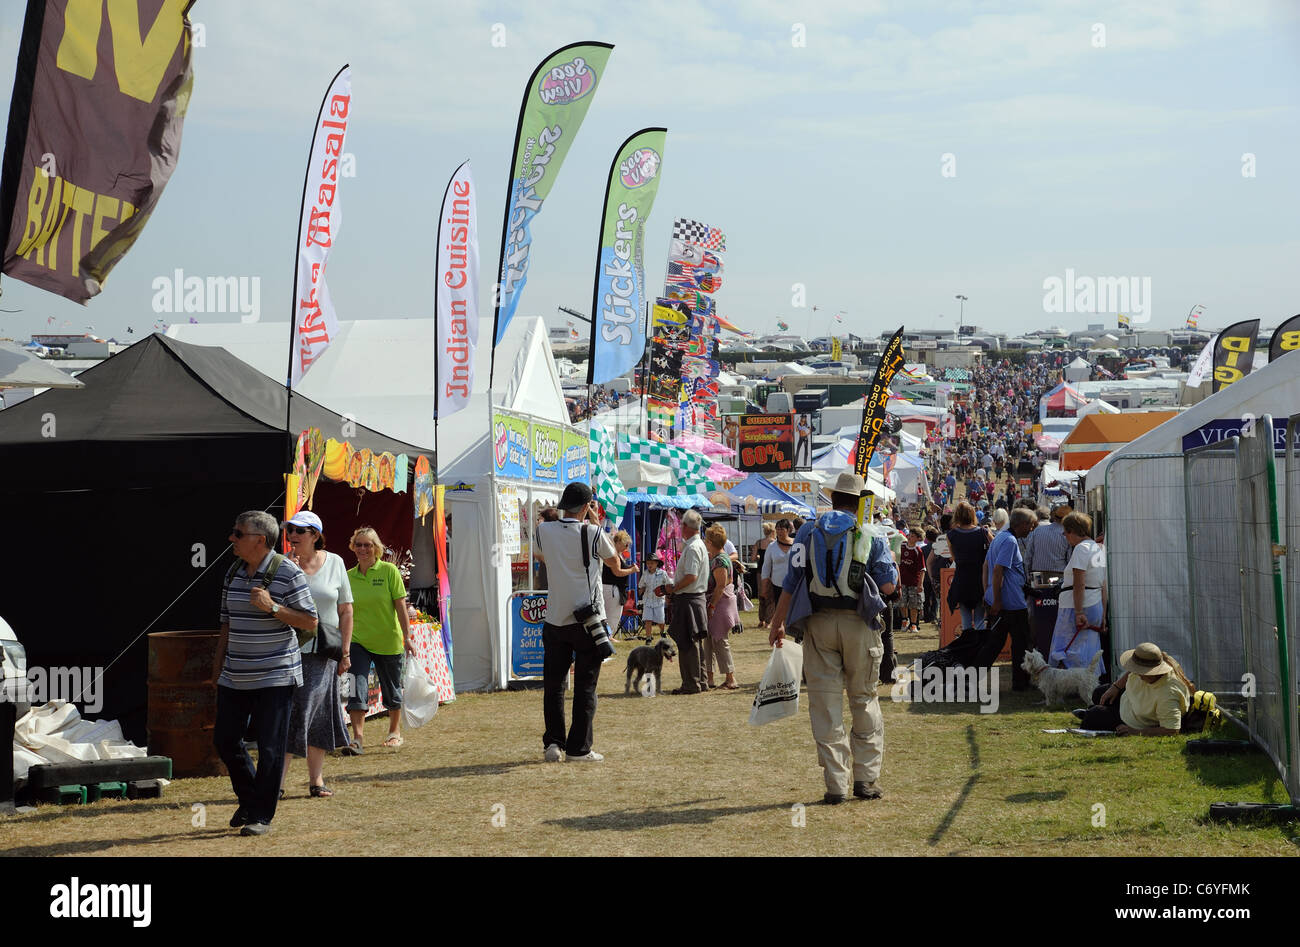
1020, 649, 1102, 708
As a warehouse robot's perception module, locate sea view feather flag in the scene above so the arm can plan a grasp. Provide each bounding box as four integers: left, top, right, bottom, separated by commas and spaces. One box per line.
492, 41, 613, 354
854, 326, 906, 477
0, 0, 196, 302
436, 160, 478, 418
291, 64, 352, 386
1211, 319, 1260, 393
589, 127, 666, 385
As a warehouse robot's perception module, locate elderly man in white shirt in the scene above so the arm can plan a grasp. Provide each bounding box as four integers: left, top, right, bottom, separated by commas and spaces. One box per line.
667, 510, 710, 694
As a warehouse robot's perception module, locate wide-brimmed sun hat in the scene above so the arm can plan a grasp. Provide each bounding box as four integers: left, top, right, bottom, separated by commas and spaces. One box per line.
1120, 642, 1173, 677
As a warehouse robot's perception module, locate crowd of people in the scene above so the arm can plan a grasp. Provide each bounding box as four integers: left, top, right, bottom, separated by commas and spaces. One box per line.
565, 385, 628, 423
206, 354, 1207, 822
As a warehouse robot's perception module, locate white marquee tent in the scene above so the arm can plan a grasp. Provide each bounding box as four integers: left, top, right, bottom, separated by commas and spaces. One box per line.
169, 315, 571, 692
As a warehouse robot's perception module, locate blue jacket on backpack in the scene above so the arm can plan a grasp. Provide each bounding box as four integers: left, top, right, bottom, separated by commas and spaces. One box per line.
782, 511, 897, 630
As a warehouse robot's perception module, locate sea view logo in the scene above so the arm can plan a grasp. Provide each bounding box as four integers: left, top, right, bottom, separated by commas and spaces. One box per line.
493, 419, 509, 469
537, 57, 595, 105
152, 269, 261, 323
1042, 268, 1151, 322
620, 148, 660, 188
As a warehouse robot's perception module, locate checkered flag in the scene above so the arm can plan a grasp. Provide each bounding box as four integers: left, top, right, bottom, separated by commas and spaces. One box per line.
672, 217, 727, 252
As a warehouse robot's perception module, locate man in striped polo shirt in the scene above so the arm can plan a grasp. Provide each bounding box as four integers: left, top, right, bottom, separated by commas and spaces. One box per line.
213, 511, 318, 836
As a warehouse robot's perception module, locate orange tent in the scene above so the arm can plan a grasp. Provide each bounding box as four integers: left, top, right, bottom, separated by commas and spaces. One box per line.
1059, 411, 1179, 471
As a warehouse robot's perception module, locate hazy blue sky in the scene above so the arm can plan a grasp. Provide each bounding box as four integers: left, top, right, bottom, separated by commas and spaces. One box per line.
1, 0, 1297, 346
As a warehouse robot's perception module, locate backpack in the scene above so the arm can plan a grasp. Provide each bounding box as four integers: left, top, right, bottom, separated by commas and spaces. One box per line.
805, 513, 873, 611
224, 553, 316, 648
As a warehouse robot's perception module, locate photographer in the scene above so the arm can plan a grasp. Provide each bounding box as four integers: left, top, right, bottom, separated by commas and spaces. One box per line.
536, 482, 629, 763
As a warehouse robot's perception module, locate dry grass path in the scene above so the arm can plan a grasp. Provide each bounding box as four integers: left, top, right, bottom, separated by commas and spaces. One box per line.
1, 616, 1293, 856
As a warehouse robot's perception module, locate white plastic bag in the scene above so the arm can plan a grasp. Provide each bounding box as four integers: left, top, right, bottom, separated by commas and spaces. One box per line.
401, 657, 439, 729
749, 642, 803, 726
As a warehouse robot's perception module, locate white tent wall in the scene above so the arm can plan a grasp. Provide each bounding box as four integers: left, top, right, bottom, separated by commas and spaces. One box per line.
1086, 352, 1300, 662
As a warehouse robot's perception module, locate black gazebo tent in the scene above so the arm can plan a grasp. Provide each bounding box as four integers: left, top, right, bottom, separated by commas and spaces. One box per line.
0, 334, 425, 741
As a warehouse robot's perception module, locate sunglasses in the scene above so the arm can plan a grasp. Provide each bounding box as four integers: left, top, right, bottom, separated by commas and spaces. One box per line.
285, 525, 316, 535
231, 528, 260, 539
353, 542, 374, 548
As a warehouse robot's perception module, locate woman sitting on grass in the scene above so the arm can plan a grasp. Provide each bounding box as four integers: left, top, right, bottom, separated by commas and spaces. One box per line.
1075, 642, 1192, 736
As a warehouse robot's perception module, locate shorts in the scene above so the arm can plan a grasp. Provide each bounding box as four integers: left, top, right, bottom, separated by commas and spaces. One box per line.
900, 585, 923, 610
346, 643, 404, 712
642, 603, 665, 624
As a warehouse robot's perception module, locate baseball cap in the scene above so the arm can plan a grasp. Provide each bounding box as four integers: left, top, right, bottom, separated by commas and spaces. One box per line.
559, 481, 594, 510
286, 510, 323, 532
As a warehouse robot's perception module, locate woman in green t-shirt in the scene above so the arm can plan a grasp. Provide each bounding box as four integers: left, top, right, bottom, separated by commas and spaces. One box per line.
345, 527, 413, 752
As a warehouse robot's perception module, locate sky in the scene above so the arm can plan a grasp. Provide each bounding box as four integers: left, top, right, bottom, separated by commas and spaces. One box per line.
0, 0, 1297, 347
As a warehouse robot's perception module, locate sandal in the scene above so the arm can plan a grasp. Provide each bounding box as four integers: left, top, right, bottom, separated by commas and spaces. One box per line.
310, 785, 334, 798
721, 681, 740, 690
382, 734, 404, 748
342, 740, 363, 756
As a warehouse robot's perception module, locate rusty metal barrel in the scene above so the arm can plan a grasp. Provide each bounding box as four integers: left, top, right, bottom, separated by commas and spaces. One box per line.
147, 630, 225, 777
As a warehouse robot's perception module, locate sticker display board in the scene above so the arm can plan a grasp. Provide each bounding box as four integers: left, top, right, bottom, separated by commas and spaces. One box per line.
531, 423, 562, 484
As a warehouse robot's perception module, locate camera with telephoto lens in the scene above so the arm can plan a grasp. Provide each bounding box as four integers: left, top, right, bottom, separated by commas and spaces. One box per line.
573, 600, 615, 659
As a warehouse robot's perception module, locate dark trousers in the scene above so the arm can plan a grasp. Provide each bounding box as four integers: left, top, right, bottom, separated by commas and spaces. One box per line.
214, 684, 295, 824
542, 622, 602, 755
1081, 685, 1124, 730
878, 605, 897, 683
667, 592, 708, 693
978, 609, 1031, 689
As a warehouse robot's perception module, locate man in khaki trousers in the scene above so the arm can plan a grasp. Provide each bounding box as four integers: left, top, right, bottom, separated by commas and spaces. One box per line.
769, 473, 898, 805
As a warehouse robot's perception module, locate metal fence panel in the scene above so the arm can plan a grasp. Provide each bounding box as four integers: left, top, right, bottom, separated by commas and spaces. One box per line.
1184, 443, 1242, 696
1236, 416, 1292, 795
1104, 453, 1190, 667
1286, 415, 1300, 804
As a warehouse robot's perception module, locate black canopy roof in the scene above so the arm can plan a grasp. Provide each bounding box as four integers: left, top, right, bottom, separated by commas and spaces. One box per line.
0, 333, 425, 491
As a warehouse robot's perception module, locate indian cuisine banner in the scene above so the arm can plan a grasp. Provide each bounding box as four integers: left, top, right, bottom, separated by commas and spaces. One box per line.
436, 160, 478, 418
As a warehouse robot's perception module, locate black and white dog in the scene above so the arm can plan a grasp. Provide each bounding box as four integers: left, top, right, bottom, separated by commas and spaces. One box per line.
624, 638, 677, 697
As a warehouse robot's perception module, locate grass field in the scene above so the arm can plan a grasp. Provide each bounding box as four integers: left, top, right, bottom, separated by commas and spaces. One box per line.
2, 614, 1297, 856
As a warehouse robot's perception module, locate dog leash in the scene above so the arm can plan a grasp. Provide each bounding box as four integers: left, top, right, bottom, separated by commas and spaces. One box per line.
1056, 623, 1105, 665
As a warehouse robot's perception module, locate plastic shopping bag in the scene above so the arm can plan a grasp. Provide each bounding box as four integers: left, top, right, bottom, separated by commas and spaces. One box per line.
748, 642, 803, 726
402, 657, 439, 729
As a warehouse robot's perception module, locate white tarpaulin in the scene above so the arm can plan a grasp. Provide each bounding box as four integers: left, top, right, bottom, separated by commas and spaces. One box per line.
13, 701, 145, 783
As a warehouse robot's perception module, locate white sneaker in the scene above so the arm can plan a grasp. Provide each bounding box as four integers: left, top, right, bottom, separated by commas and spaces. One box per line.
565, 750, 604, 762
544, 743, 563, 762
